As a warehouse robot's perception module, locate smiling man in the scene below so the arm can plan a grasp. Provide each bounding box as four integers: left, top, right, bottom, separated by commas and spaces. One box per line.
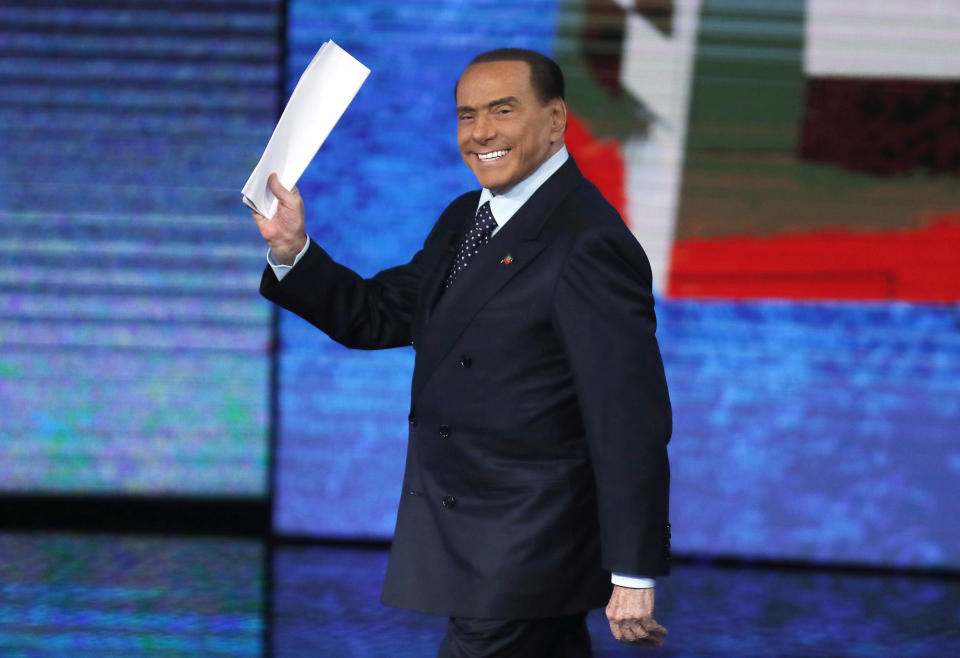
455, 57, 566, 193
252, 48, 672, 657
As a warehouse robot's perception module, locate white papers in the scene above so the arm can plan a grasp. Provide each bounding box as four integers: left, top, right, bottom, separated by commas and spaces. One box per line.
242, 40, 370, 219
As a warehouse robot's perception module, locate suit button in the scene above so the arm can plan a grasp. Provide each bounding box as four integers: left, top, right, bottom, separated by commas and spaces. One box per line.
438, 425, 451, 438
441, 495, 457, 509
458, 355, 472, 368
408, 414, 417, 427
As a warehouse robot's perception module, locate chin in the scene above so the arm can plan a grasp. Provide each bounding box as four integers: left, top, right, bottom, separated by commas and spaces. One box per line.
478, 177, 507, 191
472, 170, 513, 192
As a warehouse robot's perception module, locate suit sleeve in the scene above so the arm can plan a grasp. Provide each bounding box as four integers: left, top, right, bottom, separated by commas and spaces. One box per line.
259, 238, 428, 351
551, 226, 672, 576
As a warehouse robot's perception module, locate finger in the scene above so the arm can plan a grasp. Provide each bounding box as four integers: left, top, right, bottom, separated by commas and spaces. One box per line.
628, 622, 664, 647
251, 209, 274, 234
251, 209, 268, 229
633, 622, 665, 647
614, 620, 644, 643
608, 619, 628, 642
643, 627, 667, 644
629, 619, 669, 647
640, 617, 668, 637
634, 633, 664, 648
267, 173, 294, 203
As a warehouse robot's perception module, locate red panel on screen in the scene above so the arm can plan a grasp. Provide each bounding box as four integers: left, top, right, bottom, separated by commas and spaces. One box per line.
564, 112, 626, 218
668, 216, 960, 302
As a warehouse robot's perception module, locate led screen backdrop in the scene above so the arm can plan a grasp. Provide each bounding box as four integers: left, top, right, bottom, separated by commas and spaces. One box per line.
0, 533, 263, 655
0, 0, 281, 494
5, 0, 953, 569
662, 0, 960, 567
274, 0, 960, 571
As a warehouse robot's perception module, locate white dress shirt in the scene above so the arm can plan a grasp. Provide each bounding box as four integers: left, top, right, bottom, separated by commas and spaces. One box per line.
267, 145, 655, 589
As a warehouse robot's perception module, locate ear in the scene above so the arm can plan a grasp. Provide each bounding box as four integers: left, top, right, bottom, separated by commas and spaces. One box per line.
548, 98, 568, 141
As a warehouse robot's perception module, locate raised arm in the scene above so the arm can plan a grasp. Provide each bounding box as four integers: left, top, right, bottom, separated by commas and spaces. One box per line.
252, 174, 438, 350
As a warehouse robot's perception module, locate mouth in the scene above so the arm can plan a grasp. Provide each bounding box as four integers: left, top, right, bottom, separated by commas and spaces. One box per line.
476, 148, 510, 163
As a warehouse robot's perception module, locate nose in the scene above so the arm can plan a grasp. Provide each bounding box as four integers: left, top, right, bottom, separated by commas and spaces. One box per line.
471, 113, 496, 144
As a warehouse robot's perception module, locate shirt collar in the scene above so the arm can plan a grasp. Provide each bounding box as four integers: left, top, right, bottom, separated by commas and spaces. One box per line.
478, 146, 569, 232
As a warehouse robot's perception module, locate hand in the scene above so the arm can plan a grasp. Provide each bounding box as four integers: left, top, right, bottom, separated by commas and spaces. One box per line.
250, 173, 307, 265
606, 585, 668, 647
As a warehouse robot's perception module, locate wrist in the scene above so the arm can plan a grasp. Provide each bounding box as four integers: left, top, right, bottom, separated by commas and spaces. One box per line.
271, 234, 307, 265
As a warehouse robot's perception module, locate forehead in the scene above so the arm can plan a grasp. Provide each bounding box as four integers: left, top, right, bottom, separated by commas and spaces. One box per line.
456, 60, 535, 105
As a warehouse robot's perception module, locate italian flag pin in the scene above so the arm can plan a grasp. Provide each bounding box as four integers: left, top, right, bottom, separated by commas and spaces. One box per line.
500, 254, 514, 265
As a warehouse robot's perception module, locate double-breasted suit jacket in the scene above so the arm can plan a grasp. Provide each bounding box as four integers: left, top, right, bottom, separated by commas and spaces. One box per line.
260, 157, 672, 619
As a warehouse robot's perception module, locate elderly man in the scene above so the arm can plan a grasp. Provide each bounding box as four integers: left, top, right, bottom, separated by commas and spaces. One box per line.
252, 48, 672, 657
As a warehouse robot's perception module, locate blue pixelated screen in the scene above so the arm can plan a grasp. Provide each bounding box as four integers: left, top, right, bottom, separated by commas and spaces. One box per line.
0, 532, 263, 655
0, 0, 282, 495
272, 0, 960, 571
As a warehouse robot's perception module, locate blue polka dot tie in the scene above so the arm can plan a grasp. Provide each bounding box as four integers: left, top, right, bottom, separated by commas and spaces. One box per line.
443, 201, 498, 289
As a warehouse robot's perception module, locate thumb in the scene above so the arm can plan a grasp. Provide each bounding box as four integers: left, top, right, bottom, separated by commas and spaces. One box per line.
267, 173, 294, 204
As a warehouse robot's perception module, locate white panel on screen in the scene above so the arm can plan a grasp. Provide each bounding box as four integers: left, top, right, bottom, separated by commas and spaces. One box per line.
805, 0, 960, 78
620, 0, 702, 294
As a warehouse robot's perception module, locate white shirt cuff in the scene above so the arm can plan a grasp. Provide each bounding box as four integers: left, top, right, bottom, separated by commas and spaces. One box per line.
611, 573, 656, 589
267, 236, 311, 281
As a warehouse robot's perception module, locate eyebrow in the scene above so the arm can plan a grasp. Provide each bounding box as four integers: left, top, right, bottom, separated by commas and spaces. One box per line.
456, 96, 520, 114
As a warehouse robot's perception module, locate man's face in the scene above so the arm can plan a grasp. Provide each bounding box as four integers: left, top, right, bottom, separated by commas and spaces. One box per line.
456, 60, 566, 194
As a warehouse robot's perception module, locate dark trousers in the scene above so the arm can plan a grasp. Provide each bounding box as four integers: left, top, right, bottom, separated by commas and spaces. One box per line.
437, 613, 593, 658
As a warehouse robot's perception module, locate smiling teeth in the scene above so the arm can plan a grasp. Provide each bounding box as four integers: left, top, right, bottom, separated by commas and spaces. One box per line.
478, 149, 509, 162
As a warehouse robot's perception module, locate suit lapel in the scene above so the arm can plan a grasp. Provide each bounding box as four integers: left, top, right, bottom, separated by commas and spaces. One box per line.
422, 229, 459, 322
409, 228, 457, 346
411, 158, 583, 405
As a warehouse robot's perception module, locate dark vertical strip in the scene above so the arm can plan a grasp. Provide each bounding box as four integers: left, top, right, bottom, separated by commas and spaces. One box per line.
263, 1, 289, 654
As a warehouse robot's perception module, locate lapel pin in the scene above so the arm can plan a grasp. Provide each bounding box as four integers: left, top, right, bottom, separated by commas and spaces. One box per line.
500, 254, 514, 265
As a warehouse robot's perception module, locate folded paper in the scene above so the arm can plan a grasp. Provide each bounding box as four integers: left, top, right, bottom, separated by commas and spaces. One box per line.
242, 40, 370, 219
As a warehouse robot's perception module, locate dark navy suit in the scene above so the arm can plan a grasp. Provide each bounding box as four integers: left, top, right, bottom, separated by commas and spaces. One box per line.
260, 157, 672, 620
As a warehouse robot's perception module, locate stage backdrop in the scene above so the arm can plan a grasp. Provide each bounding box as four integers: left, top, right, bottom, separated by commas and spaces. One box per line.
0, 0, 281, 495
274, 0, 960, 572
2, 1, 955, 570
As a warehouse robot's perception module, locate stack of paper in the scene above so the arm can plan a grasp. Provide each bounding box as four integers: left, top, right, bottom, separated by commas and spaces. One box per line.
242, 40, 370, 219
